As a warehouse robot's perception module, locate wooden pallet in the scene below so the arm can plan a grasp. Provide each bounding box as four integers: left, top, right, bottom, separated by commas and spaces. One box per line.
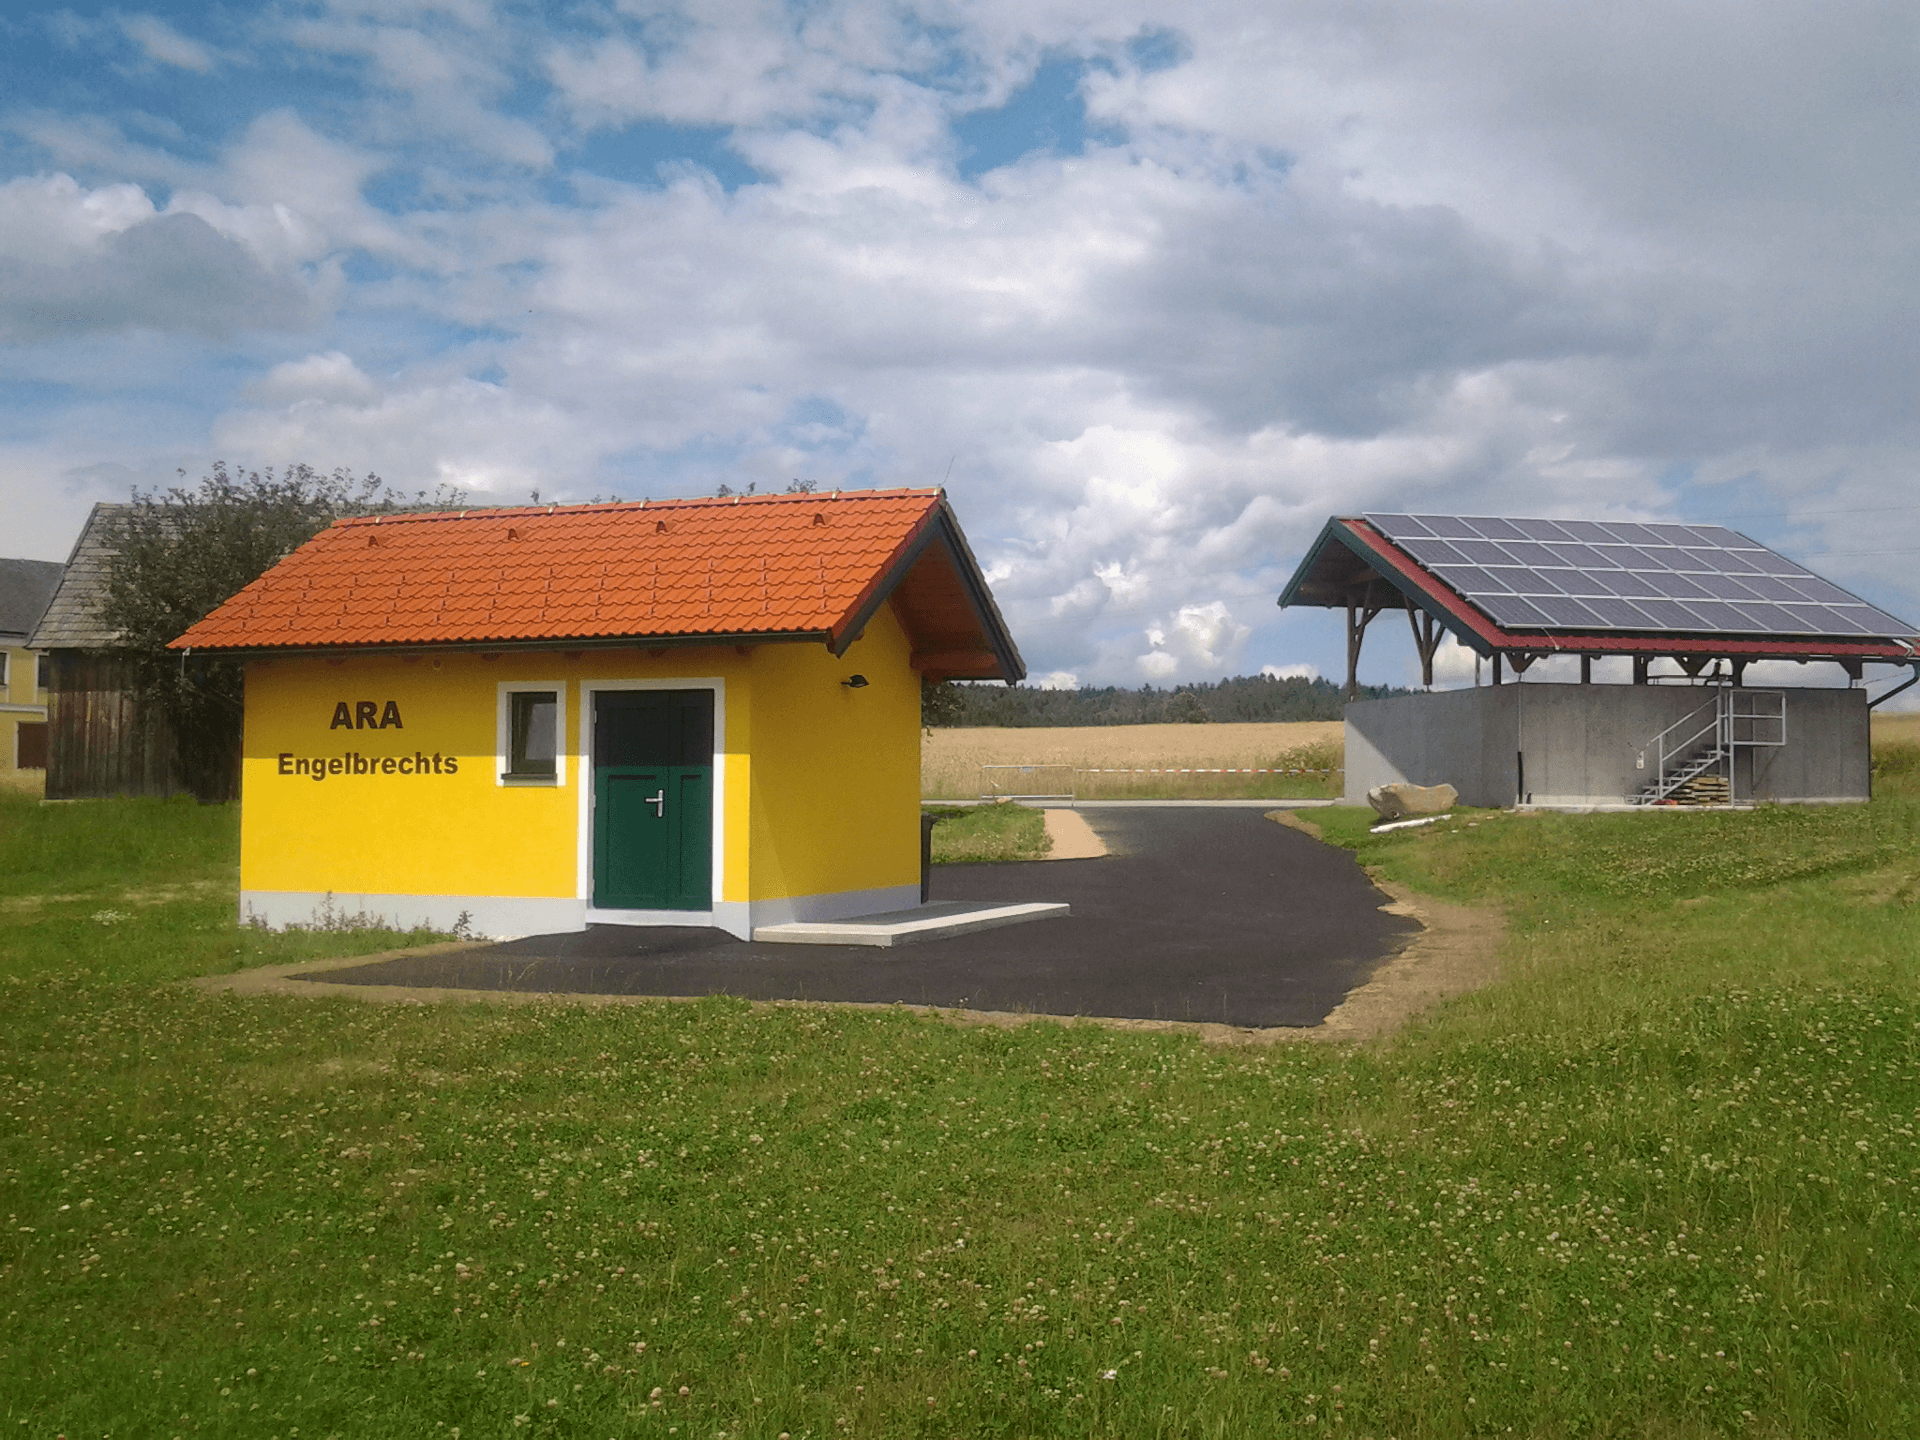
1668, 773, 1732, 805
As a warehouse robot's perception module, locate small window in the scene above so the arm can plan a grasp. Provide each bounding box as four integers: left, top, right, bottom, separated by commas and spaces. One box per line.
36, 653, 49, 692
495, 682, 567, 786
0, 651, 7, 689
16, 722, 47, 770
507, 691, 558, 779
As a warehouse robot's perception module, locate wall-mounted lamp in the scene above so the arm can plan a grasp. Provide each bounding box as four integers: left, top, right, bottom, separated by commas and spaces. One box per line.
841, 674, 869, 689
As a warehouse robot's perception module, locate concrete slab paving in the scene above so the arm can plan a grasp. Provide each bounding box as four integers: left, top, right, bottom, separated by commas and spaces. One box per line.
753, 900, 1070, 947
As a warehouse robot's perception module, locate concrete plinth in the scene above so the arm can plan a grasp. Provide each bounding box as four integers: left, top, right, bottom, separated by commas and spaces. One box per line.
753, 900, 1070, 947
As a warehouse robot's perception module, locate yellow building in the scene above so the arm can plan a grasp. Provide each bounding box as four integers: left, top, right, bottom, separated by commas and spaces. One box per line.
171, 489, 1022, 938
0, 559, 62, 790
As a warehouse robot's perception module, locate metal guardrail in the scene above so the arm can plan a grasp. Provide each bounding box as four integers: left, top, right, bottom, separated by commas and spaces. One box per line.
1077, 766, 1343, 776
978, 764, 1076, 803
1727, 689, 1787, 746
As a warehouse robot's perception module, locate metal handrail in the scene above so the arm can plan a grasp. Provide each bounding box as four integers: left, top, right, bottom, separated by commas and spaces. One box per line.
1727, 689, 1787, 746
1638, 689, 1788, 804
1645, 694, 1725, 795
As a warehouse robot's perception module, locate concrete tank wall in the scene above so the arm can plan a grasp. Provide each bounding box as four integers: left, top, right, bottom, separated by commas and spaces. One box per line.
1345, 683, 1869, 808
1733, 688, 1869, 803
1343, 685, 1519, 807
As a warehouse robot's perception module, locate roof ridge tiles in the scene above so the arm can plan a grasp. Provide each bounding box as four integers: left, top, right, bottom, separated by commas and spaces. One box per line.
332, 486, 942, 529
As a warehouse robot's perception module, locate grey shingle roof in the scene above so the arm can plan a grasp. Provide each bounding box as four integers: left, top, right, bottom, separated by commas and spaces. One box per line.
0, 557, 64, 645
27, 503, 132, 650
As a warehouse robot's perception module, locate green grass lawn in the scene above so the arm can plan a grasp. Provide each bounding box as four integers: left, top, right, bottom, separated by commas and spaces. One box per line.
926, 804, 1051, 864
2, 766, 1918, 1437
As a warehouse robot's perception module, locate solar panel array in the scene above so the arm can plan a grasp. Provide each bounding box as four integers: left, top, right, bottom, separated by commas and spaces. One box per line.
1362, 514, 1913, 639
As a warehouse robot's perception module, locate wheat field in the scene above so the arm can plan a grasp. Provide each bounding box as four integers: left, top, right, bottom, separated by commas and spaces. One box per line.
921, 720, 1345, 800
1872, 709, 1920, 745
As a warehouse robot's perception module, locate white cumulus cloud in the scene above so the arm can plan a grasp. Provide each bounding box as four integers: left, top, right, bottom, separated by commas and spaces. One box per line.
117, 14, 218, 73
245, 353, 382, 409
1137, 601, 1251, 681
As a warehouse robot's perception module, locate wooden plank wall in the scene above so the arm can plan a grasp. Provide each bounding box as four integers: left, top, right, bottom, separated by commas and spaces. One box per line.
44, 651, 184, 800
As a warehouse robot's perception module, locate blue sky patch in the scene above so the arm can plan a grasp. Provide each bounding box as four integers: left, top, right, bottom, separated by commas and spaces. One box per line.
776, 396, 866, 453
953, 58, 1120, 179
1127, 28, 1190, 73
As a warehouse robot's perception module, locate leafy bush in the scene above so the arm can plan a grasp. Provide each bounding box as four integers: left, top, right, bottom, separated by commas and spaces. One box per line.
100, 463, 463, 800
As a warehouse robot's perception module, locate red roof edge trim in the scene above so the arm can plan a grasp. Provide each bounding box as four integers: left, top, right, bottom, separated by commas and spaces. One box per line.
1342, 520, 1916, 661
1340, 521, 1506, 648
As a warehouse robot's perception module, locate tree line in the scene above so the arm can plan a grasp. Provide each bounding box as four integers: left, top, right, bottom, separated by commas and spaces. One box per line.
921, 672, 1409, 727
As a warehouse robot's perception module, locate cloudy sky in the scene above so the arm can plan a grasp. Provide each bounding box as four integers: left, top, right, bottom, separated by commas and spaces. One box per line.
3, 1, 1918, 693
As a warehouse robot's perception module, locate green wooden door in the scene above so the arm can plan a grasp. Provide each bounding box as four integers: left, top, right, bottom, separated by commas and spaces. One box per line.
592, 690, 714, 911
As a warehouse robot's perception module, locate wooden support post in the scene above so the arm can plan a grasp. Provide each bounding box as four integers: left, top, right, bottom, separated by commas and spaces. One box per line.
1731, 658, 1748, 687
1580, 654, 1592, 684
1344, 600, 1383, 701
1405, 606, 1442, 688
1492, 652, 1504, 685
1632, 656, 1649, 685
1345, 604, 1360, 700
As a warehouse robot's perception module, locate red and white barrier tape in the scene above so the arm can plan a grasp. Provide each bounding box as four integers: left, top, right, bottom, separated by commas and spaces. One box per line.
1075, 767, 1342, 775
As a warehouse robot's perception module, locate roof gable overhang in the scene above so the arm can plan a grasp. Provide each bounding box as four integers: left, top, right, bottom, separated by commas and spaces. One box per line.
833, 499, 1025, 681
27, 503, 130, 652
1280, 517, 1918, 666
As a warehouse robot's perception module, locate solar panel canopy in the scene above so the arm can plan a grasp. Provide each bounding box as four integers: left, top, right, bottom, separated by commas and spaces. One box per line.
1362, 514, 1913, 640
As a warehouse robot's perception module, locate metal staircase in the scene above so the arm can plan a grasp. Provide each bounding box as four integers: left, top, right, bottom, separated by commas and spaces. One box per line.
1631, 689, 1786, 806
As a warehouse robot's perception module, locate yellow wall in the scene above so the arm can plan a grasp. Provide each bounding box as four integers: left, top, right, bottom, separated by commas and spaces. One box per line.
745, 603, 921, 901
241, 648, 597, 899
238, 606, 920, 905
1, 644, 49, 788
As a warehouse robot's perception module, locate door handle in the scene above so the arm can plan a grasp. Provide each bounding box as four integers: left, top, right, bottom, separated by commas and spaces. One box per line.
647, 789, 665, 817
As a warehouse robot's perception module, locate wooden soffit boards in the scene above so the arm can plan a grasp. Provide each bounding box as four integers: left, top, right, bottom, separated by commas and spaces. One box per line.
841, 503, 1025, 683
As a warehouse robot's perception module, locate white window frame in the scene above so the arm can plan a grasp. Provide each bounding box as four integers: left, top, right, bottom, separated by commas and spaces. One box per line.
576, 677, 727, 923
496, 680, 569, 787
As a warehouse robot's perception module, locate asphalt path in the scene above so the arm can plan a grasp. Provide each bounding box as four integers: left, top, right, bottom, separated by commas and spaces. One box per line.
307, 807, 1419, 1028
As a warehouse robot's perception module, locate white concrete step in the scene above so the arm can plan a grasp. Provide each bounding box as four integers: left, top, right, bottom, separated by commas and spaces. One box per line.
753, 900, 1070, 948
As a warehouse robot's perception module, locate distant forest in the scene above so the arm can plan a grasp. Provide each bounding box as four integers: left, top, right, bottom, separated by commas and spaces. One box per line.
922, 673, 1412, 727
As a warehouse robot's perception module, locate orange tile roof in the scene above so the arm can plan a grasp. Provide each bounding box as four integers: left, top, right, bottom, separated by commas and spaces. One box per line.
171, 489, 996, 658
